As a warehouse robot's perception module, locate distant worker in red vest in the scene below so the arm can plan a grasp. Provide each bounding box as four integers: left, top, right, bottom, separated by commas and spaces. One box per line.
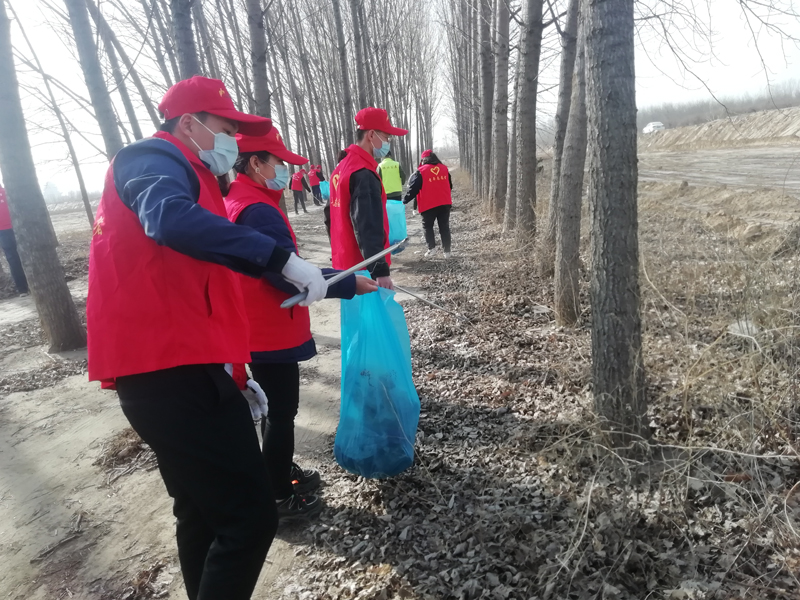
224, 128, 378, 520
403, 149, 453, 258
329, 107, 408, 289
0, 185, 28, 295
308, 165, 323, 206
290, 167, 311, 214
86, 76, 328, 600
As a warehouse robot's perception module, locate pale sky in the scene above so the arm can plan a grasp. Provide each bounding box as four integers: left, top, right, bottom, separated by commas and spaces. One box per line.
6, 0, 800, 195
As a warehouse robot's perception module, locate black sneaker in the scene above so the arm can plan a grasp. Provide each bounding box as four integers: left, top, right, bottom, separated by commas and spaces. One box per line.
290, 463, 321, 494
276, 493, 322, 520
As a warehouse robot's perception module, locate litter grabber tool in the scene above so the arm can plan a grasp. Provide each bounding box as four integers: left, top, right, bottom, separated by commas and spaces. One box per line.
281, 238, 409, 309
394, 285, 472, 323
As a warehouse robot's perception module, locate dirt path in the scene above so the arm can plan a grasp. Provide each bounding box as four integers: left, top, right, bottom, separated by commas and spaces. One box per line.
0, 201, 427, 599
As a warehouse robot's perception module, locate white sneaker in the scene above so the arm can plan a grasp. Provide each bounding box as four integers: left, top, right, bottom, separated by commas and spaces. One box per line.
412, 210, 418, 216
443, 251, 452, 259
424, 248, 437, 257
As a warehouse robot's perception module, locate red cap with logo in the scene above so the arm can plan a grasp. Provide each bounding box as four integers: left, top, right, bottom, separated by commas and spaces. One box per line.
236, 128, 308, 165
159, 76, 272, 136
354, 107, 408, 136
421, 149, 432, 158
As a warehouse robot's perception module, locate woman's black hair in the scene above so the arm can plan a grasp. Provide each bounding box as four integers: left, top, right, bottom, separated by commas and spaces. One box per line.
421, 152, 441, 165
234, 151, 272, 174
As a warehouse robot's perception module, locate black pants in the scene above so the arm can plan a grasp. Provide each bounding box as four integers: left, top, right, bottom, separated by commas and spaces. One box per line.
421, 205, 452, 251
116, 364, 277, 600
250, 362, 300, 500
0, 229, 28, 293
311, 185, 322, 205
323, 200, 331, 241
293, 190, 307, 214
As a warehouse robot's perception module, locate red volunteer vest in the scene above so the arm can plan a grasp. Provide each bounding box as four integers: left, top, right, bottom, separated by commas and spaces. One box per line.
0, 187, 11, 231
224, 175, 312, 353
290, 172, 305, 191
309, 169, 320, 186
416, 163, 453, 213
87, 132, 251, 383
330, 144, 391, 270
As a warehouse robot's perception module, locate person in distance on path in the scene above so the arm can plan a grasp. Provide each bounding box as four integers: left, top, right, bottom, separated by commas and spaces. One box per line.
376, 151, 406, 202
0, 184, 29, 295
224, 127, 378, 521
309, 165, 323, 206
86, 76, 328, 600
290, 167, 311, 214
329, 107, 409, 290
403, 149, 453, 258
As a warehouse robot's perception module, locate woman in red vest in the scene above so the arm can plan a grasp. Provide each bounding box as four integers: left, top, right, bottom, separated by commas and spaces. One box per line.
225, 129, 378, 520
0, 185, 28, 294
403, 150, 453, 258
290, 168, 311, 214
308, 165, 323, 206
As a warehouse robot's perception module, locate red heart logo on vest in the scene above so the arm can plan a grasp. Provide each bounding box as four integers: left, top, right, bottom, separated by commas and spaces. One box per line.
332, 174, 340, 190
430, 166, 440, 176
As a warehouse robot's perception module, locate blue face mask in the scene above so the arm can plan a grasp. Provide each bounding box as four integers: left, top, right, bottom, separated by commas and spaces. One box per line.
372, 135, 391, 160
260, 163, 290, 191
190, 115, 239, 176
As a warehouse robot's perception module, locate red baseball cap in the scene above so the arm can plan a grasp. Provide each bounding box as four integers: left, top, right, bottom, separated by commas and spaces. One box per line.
355, 107, 408, 136
235, 128, 308, 165
421, 149, 432, 158
159, 76, 272, 136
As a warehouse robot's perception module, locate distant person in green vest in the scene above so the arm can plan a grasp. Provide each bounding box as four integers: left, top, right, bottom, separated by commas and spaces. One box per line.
376, 151, 406, 201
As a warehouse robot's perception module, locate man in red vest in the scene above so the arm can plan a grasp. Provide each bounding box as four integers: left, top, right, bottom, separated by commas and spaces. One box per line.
0, 184, 28, 294
329, 107, 408, 289
308, 165, 323, 206
86, 76, 328, 600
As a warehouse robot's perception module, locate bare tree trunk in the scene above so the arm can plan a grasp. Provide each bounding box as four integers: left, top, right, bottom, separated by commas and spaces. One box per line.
503, 65, 519, 234
349, 0, 368, 110
138, 0, 173, 86
515, 0, 544, 243
212, 0, 246, 110
585, 0, 647, 446
470, 1, 481, 192
0, 2, 86, 351
154, 0, 181, 83
246, 0, 270, 116
170, 0, 201, 78
103, 37, 143, 140
489, 0, 509, 221
539, 0, 580, 276
554, 29, 587, 327
193, 2, 219, 79
63, 0, 123, 158
332, 0, 355, 142
479, 0, 494, 200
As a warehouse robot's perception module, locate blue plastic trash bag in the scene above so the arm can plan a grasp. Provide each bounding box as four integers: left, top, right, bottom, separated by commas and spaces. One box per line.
320, 181, 330, 201
386, 200, 407, 253
334, 284, 420, 478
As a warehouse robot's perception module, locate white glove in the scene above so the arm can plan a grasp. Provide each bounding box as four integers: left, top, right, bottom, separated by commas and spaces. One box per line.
242, 379, 269, 421
281, 253, 328, 306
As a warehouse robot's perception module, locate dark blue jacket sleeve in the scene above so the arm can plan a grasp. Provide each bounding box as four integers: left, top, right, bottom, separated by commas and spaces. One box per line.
113, 138, 290, 277
237, 203, 355, 300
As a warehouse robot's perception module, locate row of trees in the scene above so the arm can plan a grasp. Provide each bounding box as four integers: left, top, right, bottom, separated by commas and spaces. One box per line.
0, 0, 441, 353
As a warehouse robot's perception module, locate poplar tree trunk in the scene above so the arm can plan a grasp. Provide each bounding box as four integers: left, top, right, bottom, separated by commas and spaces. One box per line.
479, 0, 494, 200
489, 0, 509, 222
0, 2, 86, 351
503, 65, 519, 234
103, 37, 143, 140
515, 0, 544, 243
154, 0, 181, 83
585, 0, 648, 446
470, 2, 481, 192
349, 0, 368, 110
63, 0, 123, 158
170, 0, 201, 78
332, 0, 355, 142
246, 0, 270, 117
193, 2, 220, 79
554, 29, 587, 327
539, 0, 580, 276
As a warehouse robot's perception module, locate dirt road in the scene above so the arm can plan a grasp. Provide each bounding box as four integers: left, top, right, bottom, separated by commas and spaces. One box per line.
639, 145, 800, 192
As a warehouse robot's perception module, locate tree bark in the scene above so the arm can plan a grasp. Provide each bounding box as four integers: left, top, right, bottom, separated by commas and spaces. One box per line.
479, 0, 494, 200
193, 1, 219, 79
0, 2, 86, 351
154, 0, 181, 84
246, 0, 270, 117
349, 0, 368, 110
332, 0, 355, 142
585, 0, 648, 446
554, 27, 587, 327
515, 0, 544, 243
489, 0, 509, 221
63, 0, 124, 158
503, 63, 519, 234
169, 0, 201, 78
539, 0, 580, 276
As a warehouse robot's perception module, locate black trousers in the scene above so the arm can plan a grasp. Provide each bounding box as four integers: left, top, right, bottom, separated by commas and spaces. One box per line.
116, 364, 278, 600
421, 205, 452, 251
323, 200, 331, 241
0, 229, 28, 293
311, 185, 322, 205
293, 190, 307, 213
250, 362, 300, 500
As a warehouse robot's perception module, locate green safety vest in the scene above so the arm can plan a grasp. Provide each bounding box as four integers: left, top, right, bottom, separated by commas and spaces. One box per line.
378, 158, 403, 194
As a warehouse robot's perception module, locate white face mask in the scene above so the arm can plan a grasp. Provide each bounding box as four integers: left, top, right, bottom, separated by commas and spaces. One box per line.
189, 115, 239, 176
257, 163, 290, 190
